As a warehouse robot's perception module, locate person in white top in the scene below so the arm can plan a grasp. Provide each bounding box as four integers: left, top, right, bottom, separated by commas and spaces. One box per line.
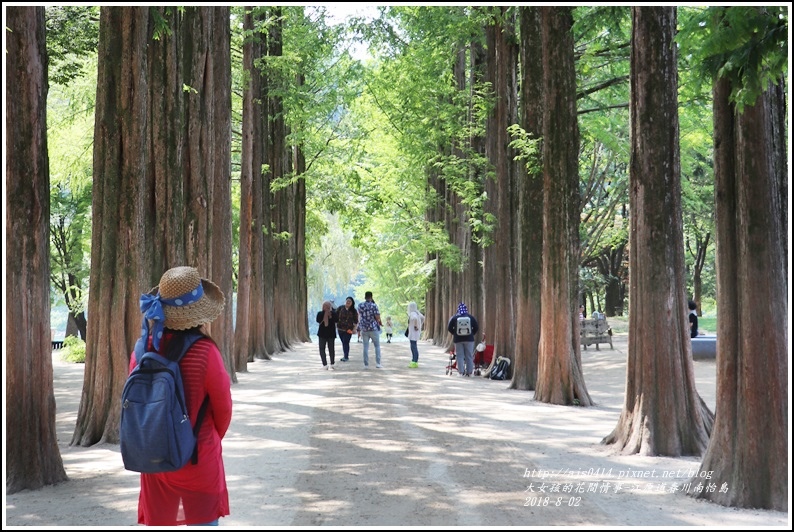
406, 302, 425, 368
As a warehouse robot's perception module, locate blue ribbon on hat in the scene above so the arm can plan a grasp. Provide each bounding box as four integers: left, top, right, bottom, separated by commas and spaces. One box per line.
139, 283, 204, 351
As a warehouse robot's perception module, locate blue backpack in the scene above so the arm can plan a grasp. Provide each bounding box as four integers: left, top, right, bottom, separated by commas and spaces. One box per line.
120, 333, 209, 473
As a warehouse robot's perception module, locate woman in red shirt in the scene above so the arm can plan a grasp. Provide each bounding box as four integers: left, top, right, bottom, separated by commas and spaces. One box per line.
130, 266, 233, 526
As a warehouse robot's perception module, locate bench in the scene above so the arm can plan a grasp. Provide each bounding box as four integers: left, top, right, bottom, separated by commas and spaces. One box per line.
52, 340, 64, 350
580, 317, 613, 350
691, 335, 716, 359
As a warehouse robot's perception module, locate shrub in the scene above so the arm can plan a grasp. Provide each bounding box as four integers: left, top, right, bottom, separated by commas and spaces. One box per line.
60, 335, 86, 363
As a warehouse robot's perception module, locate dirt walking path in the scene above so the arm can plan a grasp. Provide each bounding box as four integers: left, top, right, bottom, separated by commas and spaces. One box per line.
4, 335, 790, 528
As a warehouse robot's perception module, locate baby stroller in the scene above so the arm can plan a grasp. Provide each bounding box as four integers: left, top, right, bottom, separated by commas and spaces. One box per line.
445, 334, 495, 376
445, 347, 458, 375
473, 335, 495, 376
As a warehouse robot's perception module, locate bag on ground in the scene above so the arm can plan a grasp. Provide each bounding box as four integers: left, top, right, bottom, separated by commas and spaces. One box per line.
120, 333, 208, 473
455, 316, 472, 336
489, 356, 511, 380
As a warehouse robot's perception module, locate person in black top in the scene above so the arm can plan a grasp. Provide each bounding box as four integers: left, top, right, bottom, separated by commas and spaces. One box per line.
317, 300, 338, 369
688, 300, 699, 339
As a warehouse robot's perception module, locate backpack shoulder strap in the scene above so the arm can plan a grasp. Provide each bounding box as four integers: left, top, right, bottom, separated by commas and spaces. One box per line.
177, 332, 210, 466
176, 332, 205, 362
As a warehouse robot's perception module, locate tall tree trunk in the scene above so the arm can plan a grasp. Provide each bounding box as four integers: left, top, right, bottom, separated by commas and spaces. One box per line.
534, 7, 592, 406
267, 7, 291, 352
482, 8, 518, 365
74, 6, 151, 446
598, 242, 627, 317
482, 19, 499, 349
244, 7, 272, 361
66, 311, 87, 340
468, 37, 486, 340
603, 7, 712, 454
5, 6, 68, 494
146, 7, 234, 374
208, 7, 235, 377
511, 6, 544, 391
181, 10, 233, 361
234, 7, 258, 370
292, 70, 310, 343
147, 6, 186, 274
688, 75, 787, 510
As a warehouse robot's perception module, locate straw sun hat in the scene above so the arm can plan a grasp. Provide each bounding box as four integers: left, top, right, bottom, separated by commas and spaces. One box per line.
139, 266, 225, 350
148, 266, 225, 330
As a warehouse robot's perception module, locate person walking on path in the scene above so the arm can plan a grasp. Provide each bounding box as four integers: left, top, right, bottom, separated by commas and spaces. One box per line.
447, 302, 479, 377
688, 300, 700, 338
406, 302, 425, 368
130, 266, 233, 526
316, 300, 338, 370
357, 291, 383, 369
336, 296, 358, 362
384, 316, 394, 343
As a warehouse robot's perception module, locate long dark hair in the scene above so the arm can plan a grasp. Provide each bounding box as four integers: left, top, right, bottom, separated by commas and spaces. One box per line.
342, 296, 358, 319
161, 326, 207, 361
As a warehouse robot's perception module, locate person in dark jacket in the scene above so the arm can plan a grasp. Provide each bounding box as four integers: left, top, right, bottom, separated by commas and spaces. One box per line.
688, 300, 699, 339
447, 302, 479, 377
317, 300, 338, 369
336, 296, 358, 362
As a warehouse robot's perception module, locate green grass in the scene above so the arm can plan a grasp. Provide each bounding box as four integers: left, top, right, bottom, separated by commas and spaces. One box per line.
698, 317, 716, 335
603, 315, 716, 335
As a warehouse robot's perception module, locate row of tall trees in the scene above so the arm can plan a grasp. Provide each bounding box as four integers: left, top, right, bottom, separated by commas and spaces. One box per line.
353, 5, 787, 510
6, 5, 787, 511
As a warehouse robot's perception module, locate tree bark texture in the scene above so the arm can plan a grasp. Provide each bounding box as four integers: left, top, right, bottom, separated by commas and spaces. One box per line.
233, 8, 258, 370
208, 7, 235, 376
603, 7, 713, 455
511, 6, 544, 391
268, 8, 294, 352
243, 7, 272, 361
292, 70, 310, 343
180, 8, 233, 364
534, 7, 592, 406
482, 9, 519, 367
688, 75, 787, 510
146, 7, 234, 372
75, 6, 150, 447
147, 7, 186, 275
5, 6, 68, 494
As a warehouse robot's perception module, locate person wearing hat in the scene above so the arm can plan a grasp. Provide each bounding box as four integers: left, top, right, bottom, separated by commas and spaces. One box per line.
447, 302, 479, 377
129, 266, 232, 526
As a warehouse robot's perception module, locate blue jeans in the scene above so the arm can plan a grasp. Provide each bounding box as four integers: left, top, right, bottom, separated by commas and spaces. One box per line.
361, 330, 381, 366
455, 341, 475, 375
189, 519, 218, 526
338, 331, 352, 358
409, 340, 419, 363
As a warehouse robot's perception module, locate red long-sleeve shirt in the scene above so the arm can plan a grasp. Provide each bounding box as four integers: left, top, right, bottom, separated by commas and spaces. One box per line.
128, 334, 232, 526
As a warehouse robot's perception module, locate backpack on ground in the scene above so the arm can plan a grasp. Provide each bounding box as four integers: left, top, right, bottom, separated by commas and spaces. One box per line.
120, 332, 209, 473
489, 356, 511, 380
456, 316, 472, 336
